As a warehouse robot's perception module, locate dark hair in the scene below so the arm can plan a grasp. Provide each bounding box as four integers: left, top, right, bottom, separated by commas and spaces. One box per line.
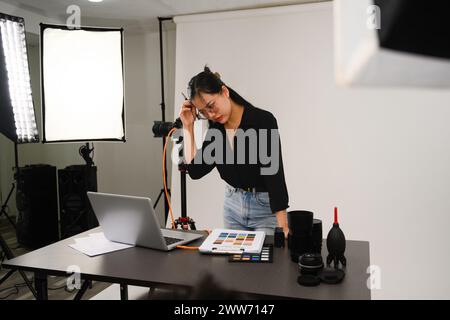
188, 65, 250, 107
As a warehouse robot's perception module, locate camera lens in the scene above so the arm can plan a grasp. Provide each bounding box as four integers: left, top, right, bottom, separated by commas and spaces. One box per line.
288, 211, 314, 262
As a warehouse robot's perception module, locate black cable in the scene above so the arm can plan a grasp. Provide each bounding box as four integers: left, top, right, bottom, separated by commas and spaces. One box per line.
0, 284, 18, 294
0, 287, 18, 299
0, 281, 28, 299
65, 287, 76, 294
0, 275, 76, 299
48, 279, 71, 291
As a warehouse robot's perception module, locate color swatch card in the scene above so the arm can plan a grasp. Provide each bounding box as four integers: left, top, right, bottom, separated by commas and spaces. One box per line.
229, 244, 273, 263
199, 229, 265, 254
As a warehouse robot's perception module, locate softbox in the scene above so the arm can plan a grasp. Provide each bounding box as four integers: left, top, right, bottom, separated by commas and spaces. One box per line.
0, 13, 39, 143
41, 24, 125, 143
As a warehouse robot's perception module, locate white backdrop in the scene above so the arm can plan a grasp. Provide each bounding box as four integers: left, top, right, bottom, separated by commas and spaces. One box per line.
171, 2, 450, 299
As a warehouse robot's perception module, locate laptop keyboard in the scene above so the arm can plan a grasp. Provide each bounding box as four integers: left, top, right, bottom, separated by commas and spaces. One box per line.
164, 236, 183, 246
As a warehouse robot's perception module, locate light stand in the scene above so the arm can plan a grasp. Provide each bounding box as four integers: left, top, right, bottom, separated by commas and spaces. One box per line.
173, 137, 196, 230
0, 143, 37, 298
79, 142, 98, 230
0, 143, 18, 230
152, 17, 172, 223
152, 17, 196, 230
0, 12, 39, 298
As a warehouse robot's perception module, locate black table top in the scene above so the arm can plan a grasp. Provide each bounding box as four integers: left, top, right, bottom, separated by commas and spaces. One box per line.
3, 227, 371, 300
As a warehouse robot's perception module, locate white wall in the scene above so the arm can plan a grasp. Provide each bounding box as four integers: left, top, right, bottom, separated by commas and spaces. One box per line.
172, 2, 450, 299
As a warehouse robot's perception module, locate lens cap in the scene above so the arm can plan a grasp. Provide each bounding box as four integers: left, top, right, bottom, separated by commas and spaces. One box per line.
297, 274, 321, 287
318, 267, 345, 284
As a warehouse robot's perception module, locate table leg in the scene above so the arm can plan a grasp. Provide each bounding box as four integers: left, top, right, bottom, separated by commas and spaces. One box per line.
74, 280, 91, 300
34, 272, 48, 300
120, 283, 128, 300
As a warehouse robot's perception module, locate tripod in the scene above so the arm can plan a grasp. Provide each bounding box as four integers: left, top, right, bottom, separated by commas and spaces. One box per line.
0, 143, 37, 298
152, 17, 196, 230
153, 17, 173, 223
173, 135, 196, 230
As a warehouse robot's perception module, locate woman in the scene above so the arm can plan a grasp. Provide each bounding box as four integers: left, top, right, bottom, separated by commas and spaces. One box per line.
179, 66, 289, 236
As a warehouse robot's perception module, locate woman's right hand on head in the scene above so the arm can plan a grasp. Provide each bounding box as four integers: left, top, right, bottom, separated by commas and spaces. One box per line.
179, 100, 196, 128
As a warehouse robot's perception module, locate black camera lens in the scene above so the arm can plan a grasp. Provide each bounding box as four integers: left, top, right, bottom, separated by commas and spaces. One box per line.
298, 253, 324, 275
288, 210, 313, 234
152, 119, 182, 138
288, 211, 314, 262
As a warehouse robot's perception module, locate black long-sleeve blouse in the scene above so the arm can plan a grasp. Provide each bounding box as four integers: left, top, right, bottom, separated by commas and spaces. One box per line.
185, 101, 289, 213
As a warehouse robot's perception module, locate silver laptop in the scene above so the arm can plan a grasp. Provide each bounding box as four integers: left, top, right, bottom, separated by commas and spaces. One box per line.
87, 192, 203, 251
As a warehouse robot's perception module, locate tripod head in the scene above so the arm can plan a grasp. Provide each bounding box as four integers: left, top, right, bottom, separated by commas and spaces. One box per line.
79, 143, 94, 166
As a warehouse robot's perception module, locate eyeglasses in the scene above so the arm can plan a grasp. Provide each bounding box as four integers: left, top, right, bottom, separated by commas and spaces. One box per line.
182, 92, 218, 120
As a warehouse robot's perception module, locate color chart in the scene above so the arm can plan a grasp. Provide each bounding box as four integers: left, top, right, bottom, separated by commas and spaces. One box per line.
213, 232, 256, 246
229, 244, 273, 263
199, 229, 266, 254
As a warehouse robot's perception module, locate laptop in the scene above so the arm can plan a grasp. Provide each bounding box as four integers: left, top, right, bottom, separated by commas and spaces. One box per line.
87, 192, 204, 251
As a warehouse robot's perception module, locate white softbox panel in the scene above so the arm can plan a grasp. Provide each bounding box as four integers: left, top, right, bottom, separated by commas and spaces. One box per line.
41, 25, 125, 142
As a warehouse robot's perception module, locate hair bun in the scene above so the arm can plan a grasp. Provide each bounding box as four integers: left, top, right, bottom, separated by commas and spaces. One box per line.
203, 65, 221, 79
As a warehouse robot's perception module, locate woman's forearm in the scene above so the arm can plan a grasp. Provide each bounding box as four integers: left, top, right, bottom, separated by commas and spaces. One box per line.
183, 125, 196, 164
276, 210, 289, 237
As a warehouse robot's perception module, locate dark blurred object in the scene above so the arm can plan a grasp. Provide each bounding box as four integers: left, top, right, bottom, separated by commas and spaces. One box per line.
334, 0, 450, 87
375, 0, 450, 59
287, 210, 313, 262
15, 164, 59, 248
189, 274, 248, 300
147, 273, 248, 299
326, 207, 346, 268
274, 227, 285, 248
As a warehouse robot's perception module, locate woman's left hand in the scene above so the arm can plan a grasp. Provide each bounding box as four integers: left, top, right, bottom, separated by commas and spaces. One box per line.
276, 210, 289, 239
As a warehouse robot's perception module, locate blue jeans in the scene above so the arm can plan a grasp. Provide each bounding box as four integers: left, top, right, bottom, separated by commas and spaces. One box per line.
223, 184, 277, 235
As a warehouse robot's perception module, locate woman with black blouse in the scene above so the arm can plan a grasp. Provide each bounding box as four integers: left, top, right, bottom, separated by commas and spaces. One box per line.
179, 66, 289, 237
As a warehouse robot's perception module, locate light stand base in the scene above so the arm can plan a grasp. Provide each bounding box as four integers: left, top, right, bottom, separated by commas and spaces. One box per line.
0, 230, 37, 299
0, 183, 17, 230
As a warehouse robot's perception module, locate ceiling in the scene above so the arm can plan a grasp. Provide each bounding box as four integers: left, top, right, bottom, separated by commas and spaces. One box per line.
1, 0, 327, 32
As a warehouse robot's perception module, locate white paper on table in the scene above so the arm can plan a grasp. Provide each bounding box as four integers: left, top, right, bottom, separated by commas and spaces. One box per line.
69, 232, 133, 257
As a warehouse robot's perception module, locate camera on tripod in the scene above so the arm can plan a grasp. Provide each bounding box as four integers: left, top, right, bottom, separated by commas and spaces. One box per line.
152, 118, 183, 138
